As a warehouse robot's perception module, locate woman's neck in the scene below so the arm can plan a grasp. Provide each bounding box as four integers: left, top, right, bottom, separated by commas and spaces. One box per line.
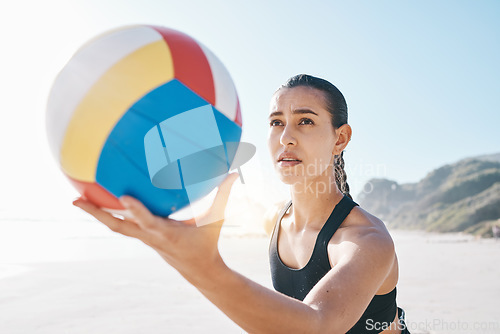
288, 174, 345, 231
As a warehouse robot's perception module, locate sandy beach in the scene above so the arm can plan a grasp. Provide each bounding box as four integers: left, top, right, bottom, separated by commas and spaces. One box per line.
1, 221, 499, 334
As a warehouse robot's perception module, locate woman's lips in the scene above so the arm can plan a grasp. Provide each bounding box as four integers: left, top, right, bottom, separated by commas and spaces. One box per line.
278, 159, 302, 167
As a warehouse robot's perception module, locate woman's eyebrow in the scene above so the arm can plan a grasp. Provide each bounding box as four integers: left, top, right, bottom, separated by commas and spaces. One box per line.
268, 109, 318, 119
293, 109, 318, 116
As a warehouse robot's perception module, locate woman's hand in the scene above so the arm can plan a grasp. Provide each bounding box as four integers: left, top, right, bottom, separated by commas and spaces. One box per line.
73, 173, 240, 284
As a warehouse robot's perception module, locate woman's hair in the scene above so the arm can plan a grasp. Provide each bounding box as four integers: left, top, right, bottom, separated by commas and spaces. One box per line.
280, 74, 352, 199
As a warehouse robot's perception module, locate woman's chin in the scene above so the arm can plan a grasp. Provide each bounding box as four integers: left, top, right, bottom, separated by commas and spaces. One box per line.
276, 170, 334, 187
276, 172, 309, 185
278, 176, 297, 185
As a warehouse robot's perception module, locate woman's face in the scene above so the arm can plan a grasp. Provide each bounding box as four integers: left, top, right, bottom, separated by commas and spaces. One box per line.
267, 86, 338, 185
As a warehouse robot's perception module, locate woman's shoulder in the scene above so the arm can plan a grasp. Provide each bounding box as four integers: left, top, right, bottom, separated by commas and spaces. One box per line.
326, 204, 400, 296
335, 204, 399, 293
344, 204, 392, 237
330, 204, 396, 264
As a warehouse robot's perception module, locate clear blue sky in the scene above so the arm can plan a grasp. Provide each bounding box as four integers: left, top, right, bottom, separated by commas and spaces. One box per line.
1, 0, 499, 220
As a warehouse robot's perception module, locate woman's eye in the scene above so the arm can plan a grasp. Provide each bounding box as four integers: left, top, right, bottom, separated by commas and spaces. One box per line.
299, 118, 314, 125
270, 119, 283, 127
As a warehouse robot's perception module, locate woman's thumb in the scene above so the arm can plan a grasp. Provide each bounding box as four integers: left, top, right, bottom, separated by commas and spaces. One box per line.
212, 172, 239, 211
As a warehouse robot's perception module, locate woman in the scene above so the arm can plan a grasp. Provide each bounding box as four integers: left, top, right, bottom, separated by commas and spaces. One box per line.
74, 74, 409, 333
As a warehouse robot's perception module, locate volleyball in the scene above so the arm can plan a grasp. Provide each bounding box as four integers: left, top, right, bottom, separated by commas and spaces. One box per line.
46, 25, 243, 217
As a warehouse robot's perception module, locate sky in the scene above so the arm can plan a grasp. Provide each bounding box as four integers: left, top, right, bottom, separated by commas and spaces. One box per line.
0, 0, 499, 224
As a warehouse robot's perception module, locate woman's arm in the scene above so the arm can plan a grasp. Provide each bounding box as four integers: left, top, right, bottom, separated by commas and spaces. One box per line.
191, 227, 395, 333
73, 174, 395, 333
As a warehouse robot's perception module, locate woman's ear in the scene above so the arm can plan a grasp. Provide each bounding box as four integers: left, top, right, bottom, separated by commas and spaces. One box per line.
333, 124, 352, 155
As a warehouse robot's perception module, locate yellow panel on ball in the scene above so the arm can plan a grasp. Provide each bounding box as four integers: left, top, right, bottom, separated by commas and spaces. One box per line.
60, 39, 174, 181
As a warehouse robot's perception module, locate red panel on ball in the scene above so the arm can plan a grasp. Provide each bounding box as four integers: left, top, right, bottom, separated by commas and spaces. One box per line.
234, 97, 242, 126
67, 176, 125, 210
151, 26, 216, 106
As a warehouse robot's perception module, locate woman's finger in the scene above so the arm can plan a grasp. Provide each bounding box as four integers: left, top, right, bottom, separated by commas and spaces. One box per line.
214, 173, 239, 211
119, 195, 164, 231
210, 172, 240, 217
73, 198, 144, 238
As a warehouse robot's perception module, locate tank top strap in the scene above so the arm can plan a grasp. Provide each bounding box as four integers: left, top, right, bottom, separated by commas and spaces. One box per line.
270, 200, 292, 246
316, 195, 359, 249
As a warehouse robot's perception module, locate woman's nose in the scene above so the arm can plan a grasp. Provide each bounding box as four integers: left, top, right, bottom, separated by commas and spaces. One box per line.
280, 125, 297, 146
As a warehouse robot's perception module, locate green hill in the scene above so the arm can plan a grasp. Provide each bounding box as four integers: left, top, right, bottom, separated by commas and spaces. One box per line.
357, 154, 500, 237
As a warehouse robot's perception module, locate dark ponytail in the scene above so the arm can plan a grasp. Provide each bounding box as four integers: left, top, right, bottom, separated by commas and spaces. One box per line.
334, 151, 352, 200
281, 74, 352, 199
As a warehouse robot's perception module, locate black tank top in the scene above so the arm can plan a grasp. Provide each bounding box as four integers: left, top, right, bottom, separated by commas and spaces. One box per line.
269, 196, 398, 333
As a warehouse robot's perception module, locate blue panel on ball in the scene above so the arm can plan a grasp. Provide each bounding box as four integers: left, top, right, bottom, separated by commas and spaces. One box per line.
213, 107, 242, 143
213, 108, 243, 163
159, 104, 222, 161
144, 125, 170, 177
96, 139, 184, 216
128, 79, 209, 124
96, 79, 242, 217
